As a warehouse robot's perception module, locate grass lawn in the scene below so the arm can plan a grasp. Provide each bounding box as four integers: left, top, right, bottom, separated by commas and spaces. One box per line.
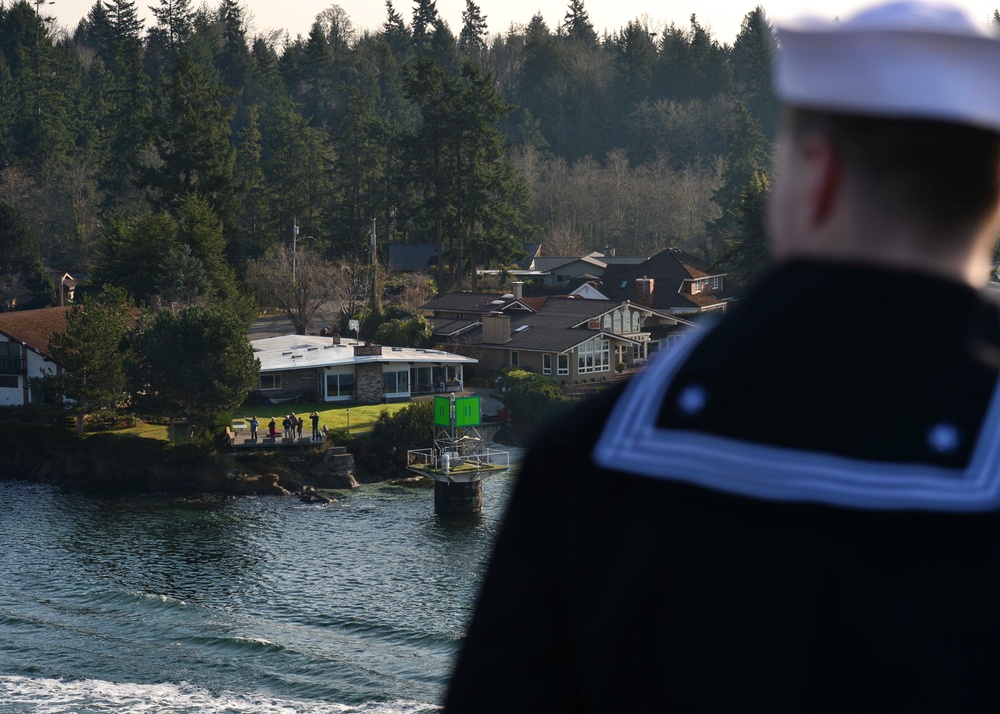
93, 402, 412, 443
233, 402, 410, 435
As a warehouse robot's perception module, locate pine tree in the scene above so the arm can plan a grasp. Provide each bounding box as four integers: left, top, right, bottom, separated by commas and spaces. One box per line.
731, 7, 778, 138
459, 0, 488, 60
411, 0, 439, 54
562, 0, 597, 44
148, 52, 239, 238
383, 0, 412, 59
720, 171, 770, 285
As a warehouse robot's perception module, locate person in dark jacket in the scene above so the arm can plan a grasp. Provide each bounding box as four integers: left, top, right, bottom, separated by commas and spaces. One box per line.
446, 3, 1000, 712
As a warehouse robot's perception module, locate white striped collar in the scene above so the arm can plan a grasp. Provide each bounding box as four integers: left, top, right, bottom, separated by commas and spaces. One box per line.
593, 328, 1000, 512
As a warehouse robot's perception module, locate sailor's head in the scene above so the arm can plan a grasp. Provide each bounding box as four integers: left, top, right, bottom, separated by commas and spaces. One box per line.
768, 1, 1000, 277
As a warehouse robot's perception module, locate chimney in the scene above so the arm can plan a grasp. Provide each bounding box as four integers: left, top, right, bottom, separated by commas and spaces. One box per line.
511, 281, 524, 300
353, 342, 382, 357
482, 311, 511, 344
634, 277, 654, 307
330, 333, 341, 345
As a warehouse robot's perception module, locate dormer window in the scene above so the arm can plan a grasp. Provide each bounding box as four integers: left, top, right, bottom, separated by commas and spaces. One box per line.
713, 276, 720, 290
692, 280, 703, 294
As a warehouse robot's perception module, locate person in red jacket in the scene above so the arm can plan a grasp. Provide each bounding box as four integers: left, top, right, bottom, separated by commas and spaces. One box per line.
446, 3, 1000, 712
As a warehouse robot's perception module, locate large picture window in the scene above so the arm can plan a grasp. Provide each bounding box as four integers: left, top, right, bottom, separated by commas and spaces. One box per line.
325, 367, 355, 401
260, 374, 281, 390
577, 338, 610, 374
382, 365, 410, 396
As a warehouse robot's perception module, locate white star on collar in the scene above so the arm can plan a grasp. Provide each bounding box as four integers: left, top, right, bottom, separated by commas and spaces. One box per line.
926, 422, 961, 454
677, 385, 708, 416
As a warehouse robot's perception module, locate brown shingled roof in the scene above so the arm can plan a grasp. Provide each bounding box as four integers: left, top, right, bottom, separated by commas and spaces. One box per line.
0, 307, 71, 357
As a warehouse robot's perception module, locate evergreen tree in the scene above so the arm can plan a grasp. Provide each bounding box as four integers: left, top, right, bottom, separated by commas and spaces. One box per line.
0, 200, 51, 309
129, 303, 259, 445
562, 0, 597, 44
150, 0, 194, 52
46, 285, 133, 431
731, 7, 778, 138
262, 100, 335, 245
148, 51, 239, 239
91, 211, 179, 300
411, 0, 438, 54
459, 0, 488, 61
383, 0, 412, 59
710, 101, 769, 248
175, 193, 240, 303
719, 170, 770, 285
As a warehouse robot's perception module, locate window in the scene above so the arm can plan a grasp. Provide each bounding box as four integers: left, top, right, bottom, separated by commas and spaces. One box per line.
382, 365, 410, 396
613, 310, 621, 333
577, 338, 610, 374
260, 374, 281, 390
603, 314, 611, 331
712, 276, 720, 290
510, 351, 519, 366
543, 354, 552, 375
0, 375, 17, 389
632, 312, 641, 332
692, 280, 702, 294
557, 354, 569, 375
325, 369, 355, 400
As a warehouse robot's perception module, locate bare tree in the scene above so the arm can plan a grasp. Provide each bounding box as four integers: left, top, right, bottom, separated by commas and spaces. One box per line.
245, 245, 342, 335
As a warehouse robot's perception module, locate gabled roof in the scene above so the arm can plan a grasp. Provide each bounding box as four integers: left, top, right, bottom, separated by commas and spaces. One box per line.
599, 248, 741, 311
0, 307, 71, 358
532, 254, 608, 273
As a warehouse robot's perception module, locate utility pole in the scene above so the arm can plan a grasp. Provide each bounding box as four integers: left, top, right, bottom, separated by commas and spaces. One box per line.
370, 218, 381, 319
292, 218, 298, 282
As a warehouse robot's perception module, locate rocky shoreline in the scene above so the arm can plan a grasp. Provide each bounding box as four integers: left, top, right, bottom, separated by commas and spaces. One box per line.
0, 423, 370, 498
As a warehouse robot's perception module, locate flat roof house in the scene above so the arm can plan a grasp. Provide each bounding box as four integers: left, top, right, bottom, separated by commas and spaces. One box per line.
252, 335, 477, 404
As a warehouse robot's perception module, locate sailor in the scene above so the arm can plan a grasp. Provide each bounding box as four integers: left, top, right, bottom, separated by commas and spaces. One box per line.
446, 3, 1000, 711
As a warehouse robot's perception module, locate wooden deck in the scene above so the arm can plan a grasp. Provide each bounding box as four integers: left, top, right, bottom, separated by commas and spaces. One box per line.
230, 435, 327, 448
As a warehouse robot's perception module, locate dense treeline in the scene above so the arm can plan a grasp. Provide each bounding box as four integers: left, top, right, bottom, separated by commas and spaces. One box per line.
0, 0, 776, 310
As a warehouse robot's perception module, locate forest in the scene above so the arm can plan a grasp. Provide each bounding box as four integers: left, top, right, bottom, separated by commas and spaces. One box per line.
0, 0, 777, 313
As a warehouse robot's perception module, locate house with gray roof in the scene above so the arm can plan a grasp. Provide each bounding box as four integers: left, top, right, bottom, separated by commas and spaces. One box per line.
421, 282, 698, 384
597, 248, 741, 314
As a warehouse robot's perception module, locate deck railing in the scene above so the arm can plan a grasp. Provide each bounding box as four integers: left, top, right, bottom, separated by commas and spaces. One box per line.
0, 356, 24, 375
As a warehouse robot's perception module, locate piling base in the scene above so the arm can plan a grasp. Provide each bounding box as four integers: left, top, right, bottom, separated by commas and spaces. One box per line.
434, 480, 483, 515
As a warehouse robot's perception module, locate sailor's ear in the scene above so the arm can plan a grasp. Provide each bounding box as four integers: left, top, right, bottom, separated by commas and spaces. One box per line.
799, 133, 842, 226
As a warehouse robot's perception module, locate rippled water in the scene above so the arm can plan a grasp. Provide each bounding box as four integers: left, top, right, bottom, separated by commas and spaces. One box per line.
0, 475, 514, 713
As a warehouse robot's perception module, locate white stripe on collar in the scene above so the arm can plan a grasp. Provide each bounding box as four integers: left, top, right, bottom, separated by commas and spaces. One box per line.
593, 328, 1000, 512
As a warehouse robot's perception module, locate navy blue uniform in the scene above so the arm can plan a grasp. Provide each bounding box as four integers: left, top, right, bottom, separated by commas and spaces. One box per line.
446, 262, 1000, 712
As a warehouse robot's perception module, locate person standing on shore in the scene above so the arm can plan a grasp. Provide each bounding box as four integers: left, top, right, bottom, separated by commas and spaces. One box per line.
246, 416, 258, 441
446, 2, 1000, 711
310, 411, 320, 440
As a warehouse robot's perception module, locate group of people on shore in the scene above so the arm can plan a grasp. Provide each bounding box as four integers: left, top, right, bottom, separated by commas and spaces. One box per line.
244, 411, 322, 441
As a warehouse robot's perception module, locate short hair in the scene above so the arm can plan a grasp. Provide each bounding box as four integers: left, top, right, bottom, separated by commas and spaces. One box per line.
786, 107, 1000, 237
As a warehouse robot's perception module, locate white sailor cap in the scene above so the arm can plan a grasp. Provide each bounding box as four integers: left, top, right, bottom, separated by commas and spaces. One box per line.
775, 1, 1000, 131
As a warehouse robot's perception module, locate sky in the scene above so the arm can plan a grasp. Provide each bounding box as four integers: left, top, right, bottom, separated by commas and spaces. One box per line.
36, 0, 1000, 45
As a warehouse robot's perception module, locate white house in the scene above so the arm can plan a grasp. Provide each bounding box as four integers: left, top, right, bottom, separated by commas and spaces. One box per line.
251, 334, 477, 404
0, 307, 69, 406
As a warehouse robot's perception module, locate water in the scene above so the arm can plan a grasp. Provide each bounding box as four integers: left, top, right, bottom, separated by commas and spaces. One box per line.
0, 475, 515, 713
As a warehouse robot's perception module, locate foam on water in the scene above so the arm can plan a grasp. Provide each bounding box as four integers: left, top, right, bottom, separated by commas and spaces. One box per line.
0, 676, 440, 714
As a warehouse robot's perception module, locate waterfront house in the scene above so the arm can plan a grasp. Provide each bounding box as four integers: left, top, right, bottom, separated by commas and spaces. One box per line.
422, 282, 699, 383
0, 307, 69, 406
596, 248, 740, 314
251, 335, 477, 404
